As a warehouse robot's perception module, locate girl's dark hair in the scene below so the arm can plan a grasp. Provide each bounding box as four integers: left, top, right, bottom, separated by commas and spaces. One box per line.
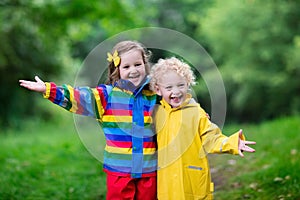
106, 40, 152, 85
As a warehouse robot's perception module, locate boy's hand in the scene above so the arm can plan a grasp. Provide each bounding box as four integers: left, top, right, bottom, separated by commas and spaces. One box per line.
19, 76, 46, 93
238, 129, 256, 157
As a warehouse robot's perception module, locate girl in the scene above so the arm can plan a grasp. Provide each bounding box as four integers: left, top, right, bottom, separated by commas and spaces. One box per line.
149, 57, 256, 200
19, 41, 157, 200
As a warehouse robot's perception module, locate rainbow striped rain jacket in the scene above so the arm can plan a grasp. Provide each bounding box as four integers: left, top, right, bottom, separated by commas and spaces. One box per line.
43, 78, 157, 178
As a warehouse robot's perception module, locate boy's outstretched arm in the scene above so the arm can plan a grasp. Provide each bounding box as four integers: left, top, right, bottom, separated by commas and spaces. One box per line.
19, 76, 46, 93
238, 129, 256, 157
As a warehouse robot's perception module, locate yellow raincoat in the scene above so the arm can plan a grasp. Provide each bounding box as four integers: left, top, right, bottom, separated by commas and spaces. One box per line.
153, 94, 244, 200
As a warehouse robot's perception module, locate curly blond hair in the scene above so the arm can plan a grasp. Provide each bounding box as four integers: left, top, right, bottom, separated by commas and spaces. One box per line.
149, 57, 195, 91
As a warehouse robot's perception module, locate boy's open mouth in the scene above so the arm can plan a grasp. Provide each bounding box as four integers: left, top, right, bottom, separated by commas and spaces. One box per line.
170, 96, 181, 103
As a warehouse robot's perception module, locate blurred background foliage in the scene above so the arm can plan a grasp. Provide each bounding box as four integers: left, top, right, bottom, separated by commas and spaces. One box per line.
1, 0, 300, 128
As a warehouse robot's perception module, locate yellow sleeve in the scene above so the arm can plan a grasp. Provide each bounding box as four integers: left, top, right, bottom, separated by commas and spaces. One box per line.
198, 109, 245, 158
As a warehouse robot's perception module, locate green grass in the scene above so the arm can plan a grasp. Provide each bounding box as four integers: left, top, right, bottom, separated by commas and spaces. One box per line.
0, 113, 106, 200
209, 116, 300, 200
1, 113, 300, 199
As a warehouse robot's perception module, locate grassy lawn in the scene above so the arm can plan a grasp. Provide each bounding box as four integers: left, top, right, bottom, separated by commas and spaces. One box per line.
210, 116, 300, 200
1, 111, 300, 199
0, 112, 106, 200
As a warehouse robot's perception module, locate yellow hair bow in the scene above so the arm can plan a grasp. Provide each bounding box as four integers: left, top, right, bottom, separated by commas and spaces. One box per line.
107, 50, 121, 67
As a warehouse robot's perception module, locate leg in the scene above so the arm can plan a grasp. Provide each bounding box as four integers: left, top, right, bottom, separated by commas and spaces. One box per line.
106, 174, 136, 200
135, 176, 157, 200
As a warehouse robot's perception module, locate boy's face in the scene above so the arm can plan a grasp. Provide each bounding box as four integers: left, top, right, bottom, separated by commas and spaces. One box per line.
119, 49, 146, 87
155, 70, 189, 108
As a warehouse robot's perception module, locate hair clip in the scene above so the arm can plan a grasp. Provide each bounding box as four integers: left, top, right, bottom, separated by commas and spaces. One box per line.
107, 50, 121, 67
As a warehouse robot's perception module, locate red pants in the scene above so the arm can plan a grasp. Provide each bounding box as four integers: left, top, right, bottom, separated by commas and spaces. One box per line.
106, 174, 157, 200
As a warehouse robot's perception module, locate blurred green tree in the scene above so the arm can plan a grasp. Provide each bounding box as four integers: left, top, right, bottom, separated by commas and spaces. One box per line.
0, 1, 65, 127
0, 0, 151, 128
198, 0, 300, 122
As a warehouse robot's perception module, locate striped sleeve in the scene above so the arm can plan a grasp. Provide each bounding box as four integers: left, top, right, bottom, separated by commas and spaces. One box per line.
43, 82, 104, 118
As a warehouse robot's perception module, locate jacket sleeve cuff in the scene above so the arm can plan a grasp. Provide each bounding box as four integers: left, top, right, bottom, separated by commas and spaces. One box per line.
226, 131, 246, 154
43, 82, 51, 99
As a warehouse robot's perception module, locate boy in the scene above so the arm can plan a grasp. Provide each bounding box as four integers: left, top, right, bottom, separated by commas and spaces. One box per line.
149, 57, 255, 199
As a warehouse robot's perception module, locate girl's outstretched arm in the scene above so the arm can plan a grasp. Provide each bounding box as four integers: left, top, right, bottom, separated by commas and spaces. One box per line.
20, 77, 104, 118
19, 76, 46, 93
238, 129, 256, 157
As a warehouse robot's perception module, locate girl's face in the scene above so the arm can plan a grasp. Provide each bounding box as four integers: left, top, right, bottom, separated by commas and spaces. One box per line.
155, 70, 189, 108
119, 49, 146, 87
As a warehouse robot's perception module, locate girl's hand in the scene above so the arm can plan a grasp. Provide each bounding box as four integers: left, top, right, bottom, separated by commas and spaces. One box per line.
19, 76, 46, 93
238, 129, 256, 157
